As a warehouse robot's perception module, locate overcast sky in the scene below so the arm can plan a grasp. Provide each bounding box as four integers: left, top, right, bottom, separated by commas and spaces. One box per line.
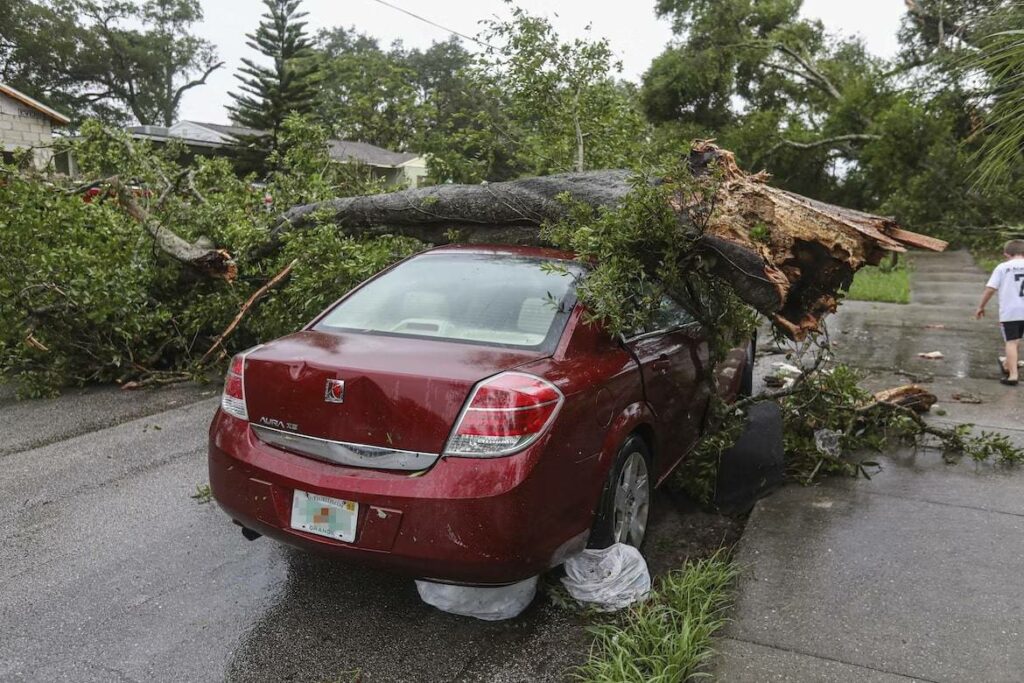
180, 0, 907, 125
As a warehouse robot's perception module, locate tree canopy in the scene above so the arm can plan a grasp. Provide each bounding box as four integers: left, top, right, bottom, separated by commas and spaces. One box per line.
0, 0, 221, 125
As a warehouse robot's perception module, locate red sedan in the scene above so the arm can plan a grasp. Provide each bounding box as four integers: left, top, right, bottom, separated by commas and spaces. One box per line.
208, 245, 751, 585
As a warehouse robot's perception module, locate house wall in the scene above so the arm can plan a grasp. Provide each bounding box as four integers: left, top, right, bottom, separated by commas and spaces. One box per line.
399, 162, 429, 188
0, 92, 55, 168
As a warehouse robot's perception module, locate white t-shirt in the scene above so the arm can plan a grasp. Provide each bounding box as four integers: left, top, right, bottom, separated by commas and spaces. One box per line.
986, 259, 1024, 322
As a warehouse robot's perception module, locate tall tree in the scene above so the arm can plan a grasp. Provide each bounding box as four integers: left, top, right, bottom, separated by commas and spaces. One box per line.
480, 8, 648, 175
419, 8, 648, 182
314, 28, 424, 150
78, 0, 223, 126
0, 0, 221, 125
228, 0, 319, 150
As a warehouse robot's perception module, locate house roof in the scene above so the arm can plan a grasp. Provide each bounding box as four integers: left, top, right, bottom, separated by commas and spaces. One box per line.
0, 84, 70, 125
328, 139, 420, 168
125, 120, 422, 168
193, 121, 265, 139
127, 124, 223, 148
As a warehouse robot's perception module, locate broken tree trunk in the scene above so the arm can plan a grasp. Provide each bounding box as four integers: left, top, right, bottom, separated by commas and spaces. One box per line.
268, 142, 945, 339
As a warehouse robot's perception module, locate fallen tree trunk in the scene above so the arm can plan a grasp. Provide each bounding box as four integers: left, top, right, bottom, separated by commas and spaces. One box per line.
269, 142, 945, 339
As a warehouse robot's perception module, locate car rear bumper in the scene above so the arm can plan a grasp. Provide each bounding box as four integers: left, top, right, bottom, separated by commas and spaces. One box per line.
208, 409, 586, 585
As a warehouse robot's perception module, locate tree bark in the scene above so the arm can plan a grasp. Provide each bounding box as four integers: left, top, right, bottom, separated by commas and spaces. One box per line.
269, 142, 946, 339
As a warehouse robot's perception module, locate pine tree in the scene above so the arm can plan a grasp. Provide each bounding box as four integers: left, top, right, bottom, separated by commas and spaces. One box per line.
228, 0, 319, 152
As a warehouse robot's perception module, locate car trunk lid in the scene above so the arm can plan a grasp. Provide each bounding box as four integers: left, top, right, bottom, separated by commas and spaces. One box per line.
243, 330, 547, 456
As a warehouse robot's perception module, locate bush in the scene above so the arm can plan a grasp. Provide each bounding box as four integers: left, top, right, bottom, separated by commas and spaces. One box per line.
0, 117, 418, 397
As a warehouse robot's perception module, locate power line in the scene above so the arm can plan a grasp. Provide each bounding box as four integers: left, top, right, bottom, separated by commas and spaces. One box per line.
367, 0, 497, 50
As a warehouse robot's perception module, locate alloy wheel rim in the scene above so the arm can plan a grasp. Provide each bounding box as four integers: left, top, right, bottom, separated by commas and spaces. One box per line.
612, 451, 650, 547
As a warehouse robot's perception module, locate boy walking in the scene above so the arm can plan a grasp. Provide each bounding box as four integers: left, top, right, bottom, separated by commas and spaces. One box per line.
976, 239, 1024, 386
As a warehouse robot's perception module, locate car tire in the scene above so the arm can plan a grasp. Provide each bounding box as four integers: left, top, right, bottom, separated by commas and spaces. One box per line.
739, 336, 756, 398
587, 435, 652, 550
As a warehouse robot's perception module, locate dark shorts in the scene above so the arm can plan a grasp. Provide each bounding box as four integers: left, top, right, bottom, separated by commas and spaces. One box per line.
1002, 321, 1024, 341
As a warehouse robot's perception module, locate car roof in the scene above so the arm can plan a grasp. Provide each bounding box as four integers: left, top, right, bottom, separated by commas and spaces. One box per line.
418, 243, 576, 261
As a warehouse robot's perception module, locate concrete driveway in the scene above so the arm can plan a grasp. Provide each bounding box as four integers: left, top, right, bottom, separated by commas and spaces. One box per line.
0, 382, 737, 682
715, 251, 1024, 682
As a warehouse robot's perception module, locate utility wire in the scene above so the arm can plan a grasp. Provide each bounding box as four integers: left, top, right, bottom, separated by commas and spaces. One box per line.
367, 0, 498, 50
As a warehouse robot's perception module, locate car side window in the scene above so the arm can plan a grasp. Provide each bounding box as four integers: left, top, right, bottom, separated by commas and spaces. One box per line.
648, 295, 697, 332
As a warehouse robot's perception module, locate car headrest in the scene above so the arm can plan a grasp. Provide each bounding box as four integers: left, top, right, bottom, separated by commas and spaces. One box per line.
518, 297, 555, 336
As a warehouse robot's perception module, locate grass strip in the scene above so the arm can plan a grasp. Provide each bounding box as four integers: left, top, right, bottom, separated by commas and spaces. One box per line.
573, 551, 739, 682
846, 261, 911, 303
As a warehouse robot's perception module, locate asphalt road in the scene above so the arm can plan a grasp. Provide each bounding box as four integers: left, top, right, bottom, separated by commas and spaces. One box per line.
0, 382, 738, 682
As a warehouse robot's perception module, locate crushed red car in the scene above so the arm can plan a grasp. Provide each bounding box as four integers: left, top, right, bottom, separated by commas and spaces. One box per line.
208, 245, 752, 585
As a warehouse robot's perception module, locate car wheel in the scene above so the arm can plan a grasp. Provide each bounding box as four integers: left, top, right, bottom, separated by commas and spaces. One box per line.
588, 435, 652, 549
739, 337, 755, 398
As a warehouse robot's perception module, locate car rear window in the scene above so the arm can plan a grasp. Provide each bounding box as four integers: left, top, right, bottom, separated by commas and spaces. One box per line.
314, 252, 581, 349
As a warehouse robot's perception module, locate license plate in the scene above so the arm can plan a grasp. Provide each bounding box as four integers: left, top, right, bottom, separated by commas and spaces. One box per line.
290, 490, 358, 543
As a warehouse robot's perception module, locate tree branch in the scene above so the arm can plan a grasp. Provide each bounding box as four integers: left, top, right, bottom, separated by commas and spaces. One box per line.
765, 133, 882, 157
169, 61, 225, 125
904, 0, 975, 48
198, 259, 297, 365
105, 176, 236, 280
771, 43, 842, 100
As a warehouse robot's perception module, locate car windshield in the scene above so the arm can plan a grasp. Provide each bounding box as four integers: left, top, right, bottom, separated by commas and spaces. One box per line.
315, 252, 581, 349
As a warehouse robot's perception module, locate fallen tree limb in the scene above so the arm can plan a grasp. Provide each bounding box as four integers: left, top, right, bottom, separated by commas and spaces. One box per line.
103, 177, 236, 281
198, 258, 297, 366
269, 142, 946, 339
120, 370, 192, 391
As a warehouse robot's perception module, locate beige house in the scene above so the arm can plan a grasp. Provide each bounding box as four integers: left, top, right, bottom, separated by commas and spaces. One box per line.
128, 120, 430, 189
0, 83, 70, 168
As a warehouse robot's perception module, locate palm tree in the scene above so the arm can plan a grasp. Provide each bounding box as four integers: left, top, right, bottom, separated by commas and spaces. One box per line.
972, 28, 1024, 189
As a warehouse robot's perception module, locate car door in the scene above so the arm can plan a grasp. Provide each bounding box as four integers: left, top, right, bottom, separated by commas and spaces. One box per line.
625, 295, 711, 482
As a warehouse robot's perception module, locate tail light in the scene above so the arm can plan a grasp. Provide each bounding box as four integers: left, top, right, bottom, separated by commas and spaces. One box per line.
221, 352, 249, 420
444, 372, 564, 457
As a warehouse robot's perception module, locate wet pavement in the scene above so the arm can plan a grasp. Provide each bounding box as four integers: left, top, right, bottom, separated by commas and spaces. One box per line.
715, 251, 1024, 682
0, 381, 739, 682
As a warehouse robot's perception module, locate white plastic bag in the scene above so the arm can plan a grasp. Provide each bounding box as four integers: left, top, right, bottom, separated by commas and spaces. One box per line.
561, 544, 651, 612
415, 575, 538, 621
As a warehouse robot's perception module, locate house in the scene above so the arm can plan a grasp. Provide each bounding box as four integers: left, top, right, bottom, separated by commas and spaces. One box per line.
0, 83, 70, 168
127, 120, 429, 189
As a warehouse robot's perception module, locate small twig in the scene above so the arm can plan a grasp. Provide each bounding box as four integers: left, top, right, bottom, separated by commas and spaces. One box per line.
65, 176, 116, 196
184, 169, 208, 206
198, 259, 298, 366
120, 371, 192, 391
25, 332, 50, 352
732, 340, 832, 413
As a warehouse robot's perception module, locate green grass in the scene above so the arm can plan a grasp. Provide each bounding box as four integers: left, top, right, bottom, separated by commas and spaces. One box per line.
845, 260, 911, 303
573, 552, 739, 682
190, 483, 213, 504
973, 251, 1002, 275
